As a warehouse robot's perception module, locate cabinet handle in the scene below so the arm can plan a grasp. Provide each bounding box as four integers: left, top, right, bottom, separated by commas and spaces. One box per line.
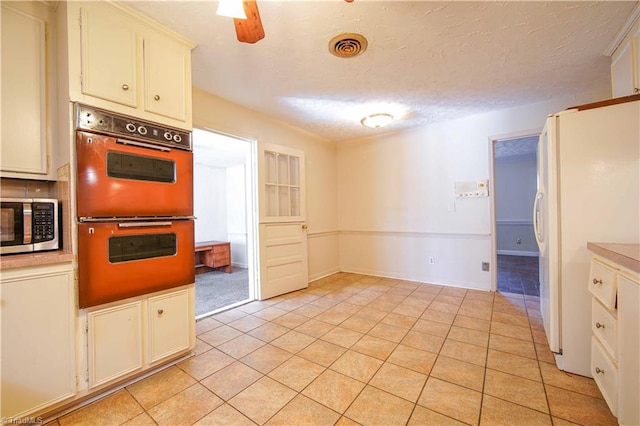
595, 367, 605, 374
302, 224, 308, 230
122, 84, 130, 91
154, 95, 160, 101
592, 278, 603, 285
157, 309, 164, 315
595, 322, 605, 329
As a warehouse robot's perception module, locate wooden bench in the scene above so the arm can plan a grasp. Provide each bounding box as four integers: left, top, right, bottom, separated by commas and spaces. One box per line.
195, 241, 232, 274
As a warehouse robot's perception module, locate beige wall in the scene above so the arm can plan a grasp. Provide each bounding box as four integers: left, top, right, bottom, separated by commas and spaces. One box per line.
192, 87, 340, 281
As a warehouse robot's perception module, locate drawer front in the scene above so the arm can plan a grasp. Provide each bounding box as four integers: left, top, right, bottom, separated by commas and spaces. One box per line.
213, 255, 230, 267
591, 298, 618, 358
591, 337, 618, 416
212, 244, 229, 254
589, 260, 617, 309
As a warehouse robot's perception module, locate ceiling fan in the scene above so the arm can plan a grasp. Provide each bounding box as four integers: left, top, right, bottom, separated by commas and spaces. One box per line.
219, 0, 354, 44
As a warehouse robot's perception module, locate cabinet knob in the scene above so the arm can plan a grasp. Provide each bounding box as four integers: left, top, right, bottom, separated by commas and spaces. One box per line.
592, 278, 603, 285
302, 224, 308, 230
595, 367, 605, 374
157, 309, 164, 315
122, 84, 129, 91
154, 95, 160, 101
595, 322, 605, 329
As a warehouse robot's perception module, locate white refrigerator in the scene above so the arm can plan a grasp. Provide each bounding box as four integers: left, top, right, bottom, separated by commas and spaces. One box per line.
534, 98, 640, 377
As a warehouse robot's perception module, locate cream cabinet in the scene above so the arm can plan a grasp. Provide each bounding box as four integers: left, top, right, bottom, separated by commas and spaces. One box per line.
588, 251, 640, 425
611, 13, 640, 97
67, 1, 195, 130
86, 286, 194, 389
0, 263, 75, 420
1, 2, 56, 179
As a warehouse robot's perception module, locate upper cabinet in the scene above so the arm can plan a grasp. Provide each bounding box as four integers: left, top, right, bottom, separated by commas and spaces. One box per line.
67, 1, 195, 130
1, 2, 56, 179
610, 8, 640, 98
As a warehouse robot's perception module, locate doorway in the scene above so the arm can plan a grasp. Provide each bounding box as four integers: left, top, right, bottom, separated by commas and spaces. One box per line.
491, 134, 541, 296
192, 128, 258, 318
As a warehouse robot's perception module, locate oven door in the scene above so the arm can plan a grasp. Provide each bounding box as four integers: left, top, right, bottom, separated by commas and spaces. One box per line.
76, 131, 193, 218
78, 219, 194, 308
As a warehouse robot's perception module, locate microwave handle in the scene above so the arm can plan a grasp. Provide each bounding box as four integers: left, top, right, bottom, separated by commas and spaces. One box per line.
116, 138, 171, 152
23, 203, 32, 244
118, 221, 172, 228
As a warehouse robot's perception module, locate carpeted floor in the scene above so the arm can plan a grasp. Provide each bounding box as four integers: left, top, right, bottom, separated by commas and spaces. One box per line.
195, 267, 250, 316
497, 254, 540, 296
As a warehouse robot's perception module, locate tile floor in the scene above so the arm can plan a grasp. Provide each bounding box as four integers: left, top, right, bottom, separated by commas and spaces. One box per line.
497, 255, 540, 296
49, 273, 616, 426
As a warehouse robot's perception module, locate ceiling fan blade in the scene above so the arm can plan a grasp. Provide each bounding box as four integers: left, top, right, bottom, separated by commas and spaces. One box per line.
234, 0, 265, 44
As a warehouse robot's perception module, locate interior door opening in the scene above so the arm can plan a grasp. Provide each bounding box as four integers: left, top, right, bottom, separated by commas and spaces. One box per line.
491, 134, 541, 296
192, 128, 258, 319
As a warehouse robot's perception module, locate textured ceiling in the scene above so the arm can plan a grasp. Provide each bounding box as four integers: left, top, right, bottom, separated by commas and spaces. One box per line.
126, 1, 637, 142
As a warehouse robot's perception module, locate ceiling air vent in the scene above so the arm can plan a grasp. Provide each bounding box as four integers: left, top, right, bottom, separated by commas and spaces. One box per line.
329, 33, 368, 58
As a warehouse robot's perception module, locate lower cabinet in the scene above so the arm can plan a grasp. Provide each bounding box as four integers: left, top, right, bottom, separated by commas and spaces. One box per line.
588, 252, 640, 425
86, 286, 194, 389
0, 263, 75, 419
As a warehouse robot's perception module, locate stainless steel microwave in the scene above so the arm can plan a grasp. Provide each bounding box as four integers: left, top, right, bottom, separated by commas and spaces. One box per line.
0, 198, 59, 255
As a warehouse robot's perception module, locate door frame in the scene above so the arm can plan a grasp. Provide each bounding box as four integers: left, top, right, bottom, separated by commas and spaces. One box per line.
192, 127, 259, 317
488, 128, 541, 292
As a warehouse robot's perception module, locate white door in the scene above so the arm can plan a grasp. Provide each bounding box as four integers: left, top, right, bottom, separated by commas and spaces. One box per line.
258, 143, 308, 300
534, 117, 560, 354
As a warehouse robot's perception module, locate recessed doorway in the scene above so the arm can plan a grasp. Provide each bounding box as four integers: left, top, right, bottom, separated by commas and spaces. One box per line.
192, 128, 258, 318
491, 134, 541, 296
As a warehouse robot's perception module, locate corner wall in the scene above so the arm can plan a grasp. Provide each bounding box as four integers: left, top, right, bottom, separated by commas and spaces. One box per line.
337, 89, 610, 290
192, 88, 340, 281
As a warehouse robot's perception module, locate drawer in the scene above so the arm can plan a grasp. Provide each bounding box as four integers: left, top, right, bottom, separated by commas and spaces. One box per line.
589, 259, 617, 310
212, 244, 229, 254
591, 298, 618, 358
212, 256, 230, 267
591, 337, 618, 416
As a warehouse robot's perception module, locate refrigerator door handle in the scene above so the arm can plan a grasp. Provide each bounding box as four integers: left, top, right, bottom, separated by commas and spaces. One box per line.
533, 191, 544, 245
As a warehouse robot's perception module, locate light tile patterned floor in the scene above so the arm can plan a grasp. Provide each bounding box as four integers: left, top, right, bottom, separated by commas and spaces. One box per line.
49, 273, 616, 425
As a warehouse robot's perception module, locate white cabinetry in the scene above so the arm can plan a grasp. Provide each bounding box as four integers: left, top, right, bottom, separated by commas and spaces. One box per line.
610, 11, 640, 97
68, 1, 195, 130
0, 263, 75, 419
86, 286, 194, 389
1, 2, 56, 179
588, 252, 640, 425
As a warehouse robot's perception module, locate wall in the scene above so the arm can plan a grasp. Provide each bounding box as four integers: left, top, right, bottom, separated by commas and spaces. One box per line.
227, 164, 248, 268
193, 164, 227, 242
495, 154, 539, 255
337, 89, 609, 291
192, 88, 340, 281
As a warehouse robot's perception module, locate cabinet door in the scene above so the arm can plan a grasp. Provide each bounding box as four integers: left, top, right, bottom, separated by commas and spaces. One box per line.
148, 289, 192, 364
88, 301, 143, 388
618, 273, 640, 426
1, 4, 47, 175
0, 264, 75, 419
611, 40, 635, 97
143, 34, 189, 121
80, 3, 138, 107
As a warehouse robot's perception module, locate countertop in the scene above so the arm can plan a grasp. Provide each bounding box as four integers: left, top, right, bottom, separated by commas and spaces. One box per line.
1, 250, 74, 270
587, 242, 640, 274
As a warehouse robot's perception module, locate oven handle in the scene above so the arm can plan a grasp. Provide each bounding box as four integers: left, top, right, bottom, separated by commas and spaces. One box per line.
118, 221, 173, 228
117, 138, 171, 152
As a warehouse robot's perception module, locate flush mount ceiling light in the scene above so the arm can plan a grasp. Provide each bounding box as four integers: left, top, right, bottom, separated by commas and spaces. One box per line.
361, 113, 394, 128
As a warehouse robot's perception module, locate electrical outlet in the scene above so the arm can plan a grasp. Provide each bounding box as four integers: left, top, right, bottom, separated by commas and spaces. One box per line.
482, 262, 490, 271
516, 237, 522, 245
428, 257, 435, 264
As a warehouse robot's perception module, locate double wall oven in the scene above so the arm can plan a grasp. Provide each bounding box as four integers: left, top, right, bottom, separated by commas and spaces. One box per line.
75, 104, 194, 308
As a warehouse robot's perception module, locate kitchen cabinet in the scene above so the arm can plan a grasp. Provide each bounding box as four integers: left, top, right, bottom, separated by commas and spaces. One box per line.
1, 2, 56, 179
86, 285, 195, 389
611, 14, 640, 97
68, 1, 195, 130
588, 243, 640, 425
87, 301, 143, 388
0, 263, 75, 420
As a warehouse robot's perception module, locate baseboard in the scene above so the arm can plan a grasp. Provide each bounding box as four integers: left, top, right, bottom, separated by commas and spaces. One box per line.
497, 250, 539, 257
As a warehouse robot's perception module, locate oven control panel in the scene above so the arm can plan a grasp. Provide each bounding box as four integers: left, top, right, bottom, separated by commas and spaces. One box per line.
75, 104, 191, 151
